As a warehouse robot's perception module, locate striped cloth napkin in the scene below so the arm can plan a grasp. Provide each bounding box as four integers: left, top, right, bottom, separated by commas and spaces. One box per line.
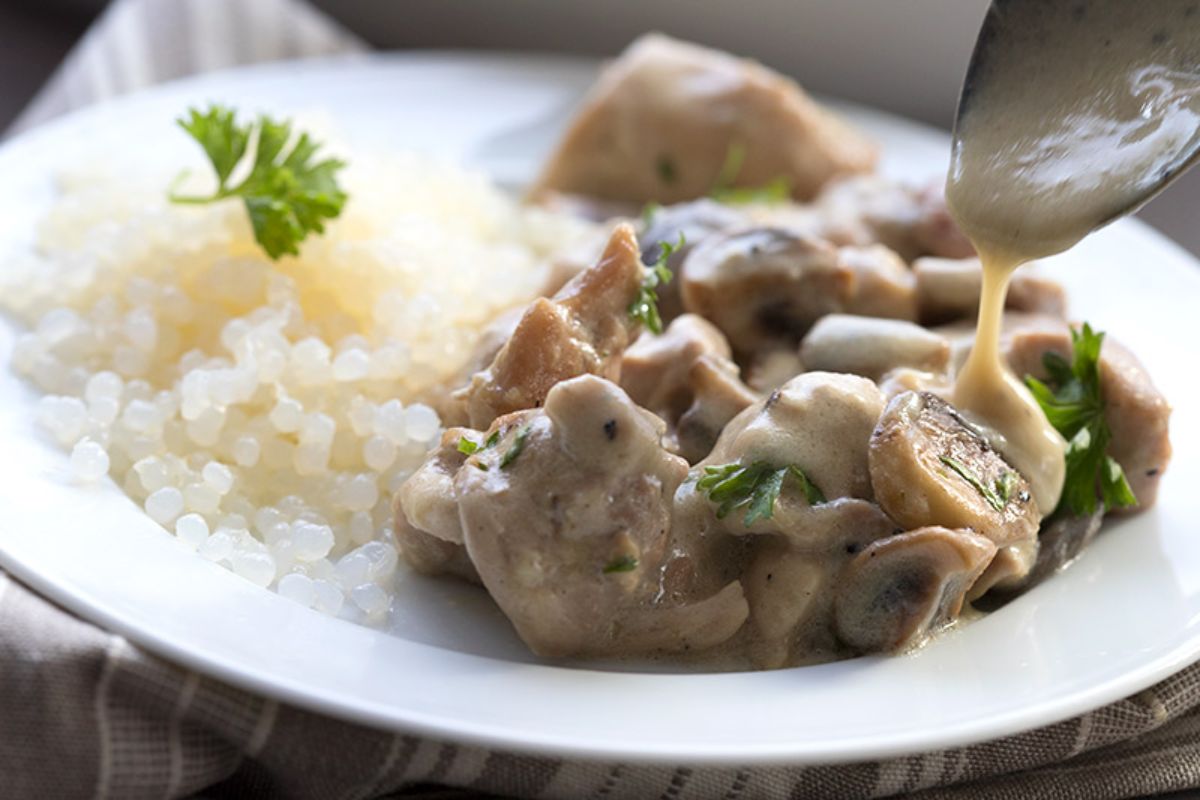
4, 1, 1200, 798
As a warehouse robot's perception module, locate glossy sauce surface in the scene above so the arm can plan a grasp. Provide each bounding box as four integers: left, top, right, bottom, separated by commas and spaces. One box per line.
947, 0, 1200, 512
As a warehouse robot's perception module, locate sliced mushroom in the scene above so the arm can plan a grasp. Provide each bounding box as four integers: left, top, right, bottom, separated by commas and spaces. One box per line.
456, 375, 747, 658
914, 257, 1067, 325
681, 227, 851, 355
455, 223, 643, 429
530, 34, 877, 205
834, 526, 996, 653
675, 354, 759, 464
620, 314, 733, 422
799, 314, 950, 381
640, 199, 749, 322
839, 245, 918, 321
869, 391, 1041, 546
975, 510, 1105, 608
966, 538, 1039, 600
741, 499, 897, 667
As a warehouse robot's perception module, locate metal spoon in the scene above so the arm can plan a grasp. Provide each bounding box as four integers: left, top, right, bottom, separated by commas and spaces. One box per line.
949, 0, 1200, 254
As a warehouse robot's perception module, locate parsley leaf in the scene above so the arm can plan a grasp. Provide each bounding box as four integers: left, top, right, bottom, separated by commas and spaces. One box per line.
708, 142, 792, 205
696, 461, 825, 525
603, 554, 639, 574
1024, 323, 1137, 516
940, 456, 1007, 512
628, 232, 684, 334
499, 424, 531, 469
170, 104, 348, 260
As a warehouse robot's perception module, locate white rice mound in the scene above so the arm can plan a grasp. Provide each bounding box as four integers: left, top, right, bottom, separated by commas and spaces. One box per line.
1, 148, 596, 624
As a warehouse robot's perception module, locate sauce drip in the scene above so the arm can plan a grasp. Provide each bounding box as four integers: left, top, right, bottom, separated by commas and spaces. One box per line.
946, 0, 1200, 513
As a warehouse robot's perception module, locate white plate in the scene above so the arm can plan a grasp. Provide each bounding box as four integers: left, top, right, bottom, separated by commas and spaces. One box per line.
1, 53, 1199, 766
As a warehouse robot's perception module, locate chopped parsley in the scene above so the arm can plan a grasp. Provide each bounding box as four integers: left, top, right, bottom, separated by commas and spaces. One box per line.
170, 104, 347, 259
628, 232, 684, 334
457, 429, 500, 456
708, 142, 791, 205
1024, 323, 1137, 516
940, 456, 1013, 513
696, 461, 825, 526
603, 554, 639, 574
499, 425, 531, 469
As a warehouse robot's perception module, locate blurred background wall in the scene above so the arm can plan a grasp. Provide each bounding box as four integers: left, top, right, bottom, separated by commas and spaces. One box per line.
2, 0, 1197, 256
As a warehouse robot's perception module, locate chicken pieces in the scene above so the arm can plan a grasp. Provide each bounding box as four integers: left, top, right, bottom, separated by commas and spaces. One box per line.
401, 375, 749, 659
454, 223, 644, 429
532, 34, 877, 206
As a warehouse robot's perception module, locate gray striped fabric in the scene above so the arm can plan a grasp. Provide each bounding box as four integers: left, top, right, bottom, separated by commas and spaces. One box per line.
4, 1, 1200, 798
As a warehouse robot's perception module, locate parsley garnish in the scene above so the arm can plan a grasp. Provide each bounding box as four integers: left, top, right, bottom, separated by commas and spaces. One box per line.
457, 430, 500, 456
708, 142, 791, 205
1025, 323, 1137, 516
499, 425, 531, 469
940, 456, 1012, 513
170, 104, 348, 259
696, 461, 825, 526
628, 232, 684, 334
603, 554, 638, 574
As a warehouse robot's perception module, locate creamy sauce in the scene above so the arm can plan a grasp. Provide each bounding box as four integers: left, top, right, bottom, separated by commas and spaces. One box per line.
947, 0, 1200, 512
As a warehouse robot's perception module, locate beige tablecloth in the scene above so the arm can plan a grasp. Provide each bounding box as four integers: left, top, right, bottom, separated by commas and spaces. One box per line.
4, 2, 1200, 798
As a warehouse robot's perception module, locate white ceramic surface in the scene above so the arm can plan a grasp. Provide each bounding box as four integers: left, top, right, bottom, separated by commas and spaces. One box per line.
1, 54, 1198, 765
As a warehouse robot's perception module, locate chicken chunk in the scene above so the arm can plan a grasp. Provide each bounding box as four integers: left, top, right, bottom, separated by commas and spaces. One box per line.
914, 257, 1067, 324
869, 391, 1042, 549
531, 34, 877, 205
640, 199, 748, 322
620, 314, 732, 421
800, 314, 950, 381
455, 375, 748, 658
675, 354, 759, 463
834, 526, 996, 652
681, 227, 852, 355
1004, 323, 1172, 509
393, 429, 480, 583
813, 176, 975, 261
455, 223, 644, 429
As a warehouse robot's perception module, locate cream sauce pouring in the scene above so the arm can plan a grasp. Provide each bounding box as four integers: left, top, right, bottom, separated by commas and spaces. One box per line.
946, 0, 1200, 513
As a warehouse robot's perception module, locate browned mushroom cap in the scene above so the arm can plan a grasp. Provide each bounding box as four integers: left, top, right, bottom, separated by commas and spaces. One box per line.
680, 227, 851, 355
869, 391, 1041, 546
640, 200, 749, 322
834, 526, 996, 653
